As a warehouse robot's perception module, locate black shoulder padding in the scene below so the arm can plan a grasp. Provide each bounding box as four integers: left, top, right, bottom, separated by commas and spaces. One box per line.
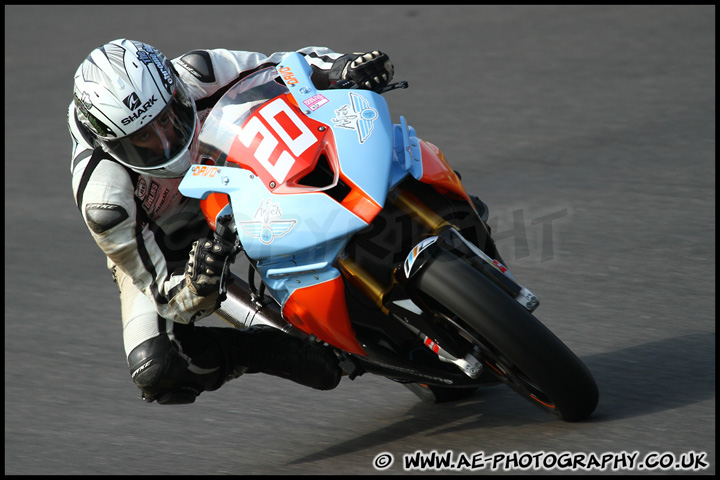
177, 50, 216, 83
85, 203, 130, 234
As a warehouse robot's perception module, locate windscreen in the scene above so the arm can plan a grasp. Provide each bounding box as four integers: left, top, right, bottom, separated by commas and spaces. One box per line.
196, 67, 288, 166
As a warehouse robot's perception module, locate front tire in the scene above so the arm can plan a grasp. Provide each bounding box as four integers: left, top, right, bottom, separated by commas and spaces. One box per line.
415, 249, 598, 421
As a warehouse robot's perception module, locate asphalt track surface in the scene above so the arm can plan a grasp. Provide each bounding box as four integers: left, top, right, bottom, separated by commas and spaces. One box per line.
5, 5, 715, 475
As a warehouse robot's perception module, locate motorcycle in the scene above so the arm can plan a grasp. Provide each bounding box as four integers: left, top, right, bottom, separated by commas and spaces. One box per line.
178, 52, 598, 422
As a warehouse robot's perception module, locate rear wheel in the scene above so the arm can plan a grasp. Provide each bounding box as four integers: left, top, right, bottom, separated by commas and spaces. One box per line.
415, 249, 598, 421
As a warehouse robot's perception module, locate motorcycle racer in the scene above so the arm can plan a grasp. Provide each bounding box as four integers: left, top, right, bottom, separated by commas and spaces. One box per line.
68, 39, 394, 404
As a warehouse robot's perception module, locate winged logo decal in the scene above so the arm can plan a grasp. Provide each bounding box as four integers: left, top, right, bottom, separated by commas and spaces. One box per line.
331, 92, 378, 144
238, 198, 296, 245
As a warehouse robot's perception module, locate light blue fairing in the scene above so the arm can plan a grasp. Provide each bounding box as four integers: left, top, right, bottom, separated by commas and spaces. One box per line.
179, 52, 423, 306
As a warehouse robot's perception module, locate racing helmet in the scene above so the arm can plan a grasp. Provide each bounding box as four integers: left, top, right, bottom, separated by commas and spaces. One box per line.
73, 39, 198, 178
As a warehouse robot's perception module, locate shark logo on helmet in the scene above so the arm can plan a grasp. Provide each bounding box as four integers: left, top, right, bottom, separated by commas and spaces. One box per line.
120, 95, 158, 125
122, 92, 142, 111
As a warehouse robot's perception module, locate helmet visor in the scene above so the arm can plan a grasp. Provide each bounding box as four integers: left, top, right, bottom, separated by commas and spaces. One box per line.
103, 84, 196, 169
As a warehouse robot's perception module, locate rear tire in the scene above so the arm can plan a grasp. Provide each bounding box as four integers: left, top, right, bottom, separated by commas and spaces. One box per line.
416, 249, 598, 421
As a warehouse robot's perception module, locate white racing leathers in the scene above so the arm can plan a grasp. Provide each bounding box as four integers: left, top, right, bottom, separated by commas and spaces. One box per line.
69, 47, 346, 386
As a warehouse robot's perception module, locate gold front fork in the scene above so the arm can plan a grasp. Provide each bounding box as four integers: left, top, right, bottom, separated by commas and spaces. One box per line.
336, 188, 455, 312
390, 188, 453, 233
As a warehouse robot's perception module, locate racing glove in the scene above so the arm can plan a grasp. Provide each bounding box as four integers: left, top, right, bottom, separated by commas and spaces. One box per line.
331, 51, 394, 92
185, 215, 237, 299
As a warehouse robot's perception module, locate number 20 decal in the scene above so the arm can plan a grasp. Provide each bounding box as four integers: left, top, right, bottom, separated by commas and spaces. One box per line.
238, 98, 317, 184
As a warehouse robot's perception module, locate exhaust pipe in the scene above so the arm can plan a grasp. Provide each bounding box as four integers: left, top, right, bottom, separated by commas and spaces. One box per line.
214, 272, 305, 338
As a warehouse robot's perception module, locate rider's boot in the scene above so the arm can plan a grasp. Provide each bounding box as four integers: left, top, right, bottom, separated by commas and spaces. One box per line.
129, 324, 341, 405
230, 326, 342, 391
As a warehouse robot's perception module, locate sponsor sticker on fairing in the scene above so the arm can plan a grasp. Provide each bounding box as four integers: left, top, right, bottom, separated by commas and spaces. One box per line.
238, 198, 297, 245
191, 165, 219, 177
302, 94, 329, 111
403, 236, 438, 277
331, 92, 378, 143
278, 66, 299, 85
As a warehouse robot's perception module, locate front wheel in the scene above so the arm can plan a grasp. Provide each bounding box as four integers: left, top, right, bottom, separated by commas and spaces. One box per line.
415, 249, 598, 421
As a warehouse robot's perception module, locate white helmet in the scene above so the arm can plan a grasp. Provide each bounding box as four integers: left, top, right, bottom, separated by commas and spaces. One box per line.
73, 39, 198, 178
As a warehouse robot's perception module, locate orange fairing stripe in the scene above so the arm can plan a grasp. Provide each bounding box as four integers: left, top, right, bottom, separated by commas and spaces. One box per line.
340, 179, 382, 224
419, 140, 471, 202
200, 192, 230, 231
282, 275, 367, 356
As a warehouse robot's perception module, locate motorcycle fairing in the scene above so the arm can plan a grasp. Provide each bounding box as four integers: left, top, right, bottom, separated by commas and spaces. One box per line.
389, 116, 422, 189
199, 192, 231, 230
278, 53, 395, 207
417, 140, 471, 202
179, 52, 469, 354
281, 273, 366, 355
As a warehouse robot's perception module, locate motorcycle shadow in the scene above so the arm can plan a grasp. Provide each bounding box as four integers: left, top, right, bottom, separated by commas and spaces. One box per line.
286, 386, 551, 466
580, 332, 714, 423
286, 334, 713, 465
